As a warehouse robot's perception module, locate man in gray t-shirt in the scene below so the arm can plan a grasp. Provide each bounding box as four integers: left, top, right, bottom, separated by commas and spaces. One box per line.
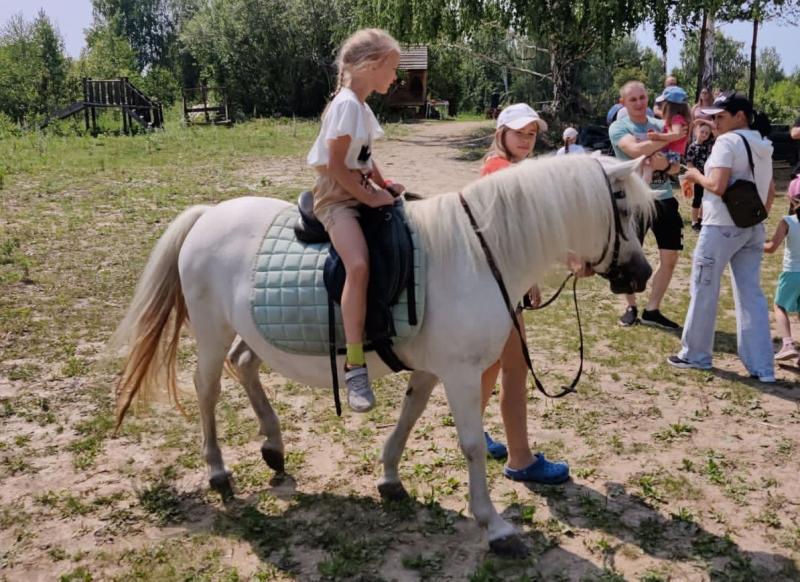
608, 80, 683, 330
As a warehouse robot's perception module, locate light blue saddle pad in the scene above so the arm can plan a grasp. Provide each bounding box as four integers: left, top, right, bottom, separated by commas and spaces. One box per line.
251, 206, 425, 355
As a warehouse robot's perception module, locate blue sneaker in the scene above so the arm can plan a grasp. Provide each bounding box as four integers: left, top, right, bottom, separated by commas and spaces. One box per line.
484, 431, 508, 460
503, 453, 570, 484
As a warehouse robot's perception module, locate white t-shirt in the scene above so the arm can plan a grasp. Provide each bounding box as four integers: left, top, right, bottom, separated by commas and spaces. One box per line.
702, 129, 774, 227
556, 144, 586, 155
306, 87, 384, 171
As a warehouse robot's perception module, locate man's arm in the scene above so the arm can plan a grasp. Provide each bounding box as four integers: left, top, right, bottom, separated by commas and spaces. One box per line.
791, 126, 800, 140
616, 134, 668, 158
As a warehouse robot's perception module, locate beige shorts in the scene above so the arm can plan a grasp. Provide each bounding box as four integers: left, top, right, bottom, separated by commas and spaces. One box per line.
312, 172, 364, 231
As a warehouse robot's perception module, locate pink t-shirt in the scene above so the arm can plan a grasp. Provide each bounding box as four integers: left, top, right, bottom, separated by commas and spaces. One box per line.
789, 177, 800, 200
663, 113, 688, 156
480, 156, 512, 177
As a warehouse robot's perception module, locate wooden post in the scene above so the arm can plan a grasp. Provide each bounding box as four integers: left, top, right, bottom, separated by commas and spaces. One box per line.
89, 80, 97, 134
202, 80, 210, 124
120, 78, 127, 135
183, 89, 189, 124
83, 77, 90, 131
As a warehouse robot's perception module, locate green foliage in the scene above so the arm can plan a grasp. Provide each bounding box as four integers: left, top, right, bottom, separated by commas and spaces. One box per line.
0, 11, 70, 124
181, 0, 354, 117
757, 75, 800, 123
91, 0, 184, 70
140, 66, 181, 106
76, 20, 139, 80
363, 0, 652, 117
678, 30, 749, 96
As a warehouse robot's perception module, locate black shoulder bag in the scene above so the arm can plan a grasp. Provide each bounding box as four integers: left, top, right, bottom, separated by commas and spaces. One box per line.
722, 133, 767, 228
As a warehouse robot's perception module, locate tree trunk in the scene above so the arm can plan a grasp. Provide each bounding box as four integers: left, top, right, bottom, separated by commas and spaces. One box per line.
749, 18, 759, 102
702, 15, 716, 93
549, 48, 577, 122
695, 9, 708, 102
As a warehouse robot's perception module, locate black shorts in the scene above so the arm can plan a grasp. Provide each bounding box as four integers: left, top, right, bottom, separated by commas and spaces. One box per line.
636, 197, 683, 251
692, 184, 704, 209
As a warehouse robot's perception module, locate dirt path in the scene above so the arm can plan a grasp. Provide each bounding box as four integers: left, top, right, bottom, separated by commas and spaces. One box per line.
375, 120, 489, 195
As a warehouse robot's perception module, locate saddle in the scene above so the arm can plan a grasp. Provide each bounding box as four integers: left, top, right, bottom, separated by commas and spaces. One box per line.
293, 191, 418, 411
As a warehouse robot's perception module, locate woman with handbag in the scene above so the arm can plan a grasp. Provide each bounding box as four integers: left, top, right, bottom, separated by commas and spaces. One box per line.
668, 91, 777, 382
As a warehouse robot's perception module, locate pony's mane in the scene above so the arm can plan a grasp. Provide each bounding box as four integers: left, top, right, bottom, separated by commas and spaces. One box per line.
406, 155, 655, 282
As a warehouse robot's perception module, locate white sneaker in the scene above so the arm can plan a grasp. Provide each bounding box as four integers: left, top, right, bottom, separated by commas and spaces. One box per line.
775, 344, 799, 361
344, 365, 375, 412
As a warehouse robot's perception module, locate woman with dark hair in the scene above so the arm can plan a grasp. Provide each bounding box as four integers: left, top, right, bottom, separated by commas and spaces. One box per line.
691, 87, 714, 127
668, 91, 777, 382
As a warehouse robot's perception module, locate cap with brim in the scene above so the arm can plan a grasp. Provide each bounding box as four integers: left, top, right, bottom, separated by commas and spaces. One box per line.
505, 116, 548, 132
700, 91, 752, 117
656, 86, 688, 104
497, 103, 549, 132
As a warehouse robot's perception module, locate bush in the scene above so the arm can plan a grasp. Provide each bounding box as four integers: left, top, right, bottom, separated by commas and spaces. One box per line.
0, 112, 22, 138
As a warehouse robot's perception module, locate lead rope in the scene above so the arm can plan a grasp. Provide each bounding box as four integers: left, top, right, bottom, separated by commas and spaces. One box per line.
458, 193, 581, 399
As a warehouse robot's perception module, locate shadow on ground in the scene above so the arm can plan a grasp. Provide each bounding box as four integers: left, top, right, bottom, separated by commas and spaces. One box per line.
514, 479, 800, 581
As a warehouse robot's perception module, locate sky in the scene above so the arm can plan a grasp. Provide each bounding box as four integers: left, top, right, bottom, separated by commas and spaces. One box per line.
1, 0, 798, 74
636, 20, 800, 75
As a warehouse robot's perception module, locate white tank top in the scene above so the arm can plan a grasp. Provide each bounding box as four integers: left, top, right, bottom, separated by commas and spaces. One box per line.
783, 215, 800, 272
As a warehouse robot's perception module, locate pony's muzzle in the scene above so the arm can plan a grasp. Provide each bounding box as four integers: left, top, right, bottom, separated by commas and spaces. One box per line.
605, 255, 652, 295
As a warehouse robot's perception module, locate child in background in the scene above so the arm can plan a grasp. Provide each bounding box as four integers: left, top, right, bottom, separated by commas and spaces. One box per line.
684, 123, 715, 231
648, 85, 691, 167
480, 103, 547, 176
556, 127, 586, 155
306, 28, 402, 412
764, 178, 800, 364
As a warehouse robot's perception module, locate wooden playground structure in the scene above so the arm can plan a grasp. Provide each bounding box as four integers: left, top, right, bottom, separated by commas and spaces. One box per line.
45, 77, 164, 133
182, 81, 230, 125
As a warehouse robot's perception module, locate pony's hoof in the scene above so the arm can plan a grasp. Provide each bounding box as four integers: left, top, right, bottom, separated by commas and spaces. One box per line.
209, 474, 235, 502
489, 534, 529, 559
269, 472, 289, 487
378, 481, 409, 501
261, 447, 285, 474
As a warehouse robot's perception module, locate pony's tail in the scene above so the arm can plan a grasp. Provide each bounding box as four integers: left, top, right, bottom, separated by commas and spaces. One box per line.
111, 205, 211, 434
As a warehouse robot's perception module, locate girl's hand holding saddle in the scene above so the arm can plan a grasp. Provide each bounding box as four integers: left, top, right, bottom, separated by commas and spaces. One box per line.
385, 182, 406, 197
368, 189, 396, 208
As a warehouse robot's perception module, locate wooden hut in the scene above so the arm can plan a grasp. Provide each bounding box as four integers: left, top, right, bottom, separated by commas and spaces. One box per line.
388, 45, 428, 114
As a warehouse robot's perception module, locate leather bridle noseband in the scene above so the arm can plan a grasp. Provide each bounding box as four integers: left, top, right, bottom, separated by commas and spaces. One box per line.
459, 161, 629, 398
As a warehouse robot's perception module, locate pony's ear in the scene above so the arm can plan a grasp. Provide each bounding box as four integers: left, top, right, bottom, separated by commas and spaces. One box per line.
603, 156, 644, 181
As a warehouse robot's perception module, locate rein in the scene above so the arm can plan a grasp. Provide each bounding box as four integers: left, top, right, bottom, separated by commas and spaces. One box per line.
458, 165, 624, 399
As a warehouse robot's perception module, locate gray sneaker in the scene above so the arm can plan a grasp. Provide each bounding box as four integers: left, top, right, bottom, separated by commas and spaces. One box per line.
345, 365, 375, 412
619, 305, 639, 326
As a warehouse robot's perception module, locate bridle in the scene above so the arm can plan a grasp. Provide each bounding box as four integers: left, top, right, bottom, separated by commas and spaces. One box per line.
458, 160, 629, 398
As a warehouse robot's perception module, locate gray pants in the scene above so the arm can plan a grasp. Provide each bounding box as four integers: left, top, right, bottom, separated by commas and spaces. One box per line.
679, 224, 774, 377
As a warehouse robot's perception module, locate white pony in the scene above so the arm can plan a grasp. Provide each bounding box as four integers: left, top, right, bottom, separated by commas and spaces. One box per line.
113, 155, 653, 557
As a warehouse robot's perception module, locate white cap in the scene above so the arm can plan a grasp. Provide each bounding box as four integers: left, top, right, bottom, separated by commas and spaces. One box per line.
562, 127, 578, 140
497, 103, 548, 132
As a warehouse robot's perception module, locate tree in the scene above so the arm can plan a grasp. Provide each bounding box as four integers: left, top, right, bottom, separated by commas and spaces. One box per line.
360, 0, 651, 119
32, 10, 68, 116
677, 30, 748, 97
708, 0, 799, 101
756, 46, 784, 92
76, 20, 140, 80
0, 11, 70, 123
91, 0, 177, 70
181, 0, 355, 117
